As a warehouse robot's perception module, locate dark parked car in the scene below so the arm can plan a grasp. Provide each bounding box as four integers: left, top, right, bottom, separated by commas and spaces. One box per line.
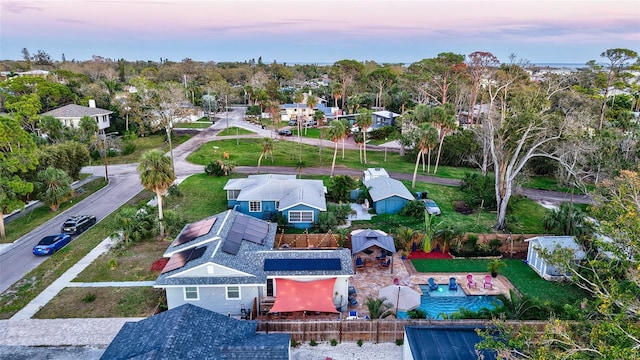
61, 215, 97, 235
33, 234, 72, 256
278, 129, 293, 136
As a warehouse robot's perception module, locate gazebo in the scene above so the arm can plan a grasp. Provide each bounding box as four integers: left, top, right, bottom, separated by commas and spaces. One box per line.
350, 229, 396, 273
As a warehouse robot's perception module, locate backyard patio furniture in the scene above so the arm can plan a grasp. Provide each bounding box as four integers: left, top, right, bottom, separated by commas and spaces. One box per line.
466, 274, 477, 288
428, 277, 438, 291
380, 258, 391, 268
355, 257, 364, 269
449, 277, 458, 291
483, 275, 493, 289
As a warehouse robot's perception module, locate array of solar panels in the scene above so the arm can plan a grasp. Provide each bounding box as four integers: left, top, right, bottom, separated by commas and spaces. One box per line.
161, 246, 207, 274
264, 258, 342, 271
174, 217, 217, 246
221, 214, 269, 255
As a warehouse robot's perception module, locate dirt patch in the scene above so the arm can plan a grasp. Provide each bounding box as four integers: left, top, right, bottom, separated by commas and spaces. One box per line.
453, 201, 474, 214
33, 287, 163, 319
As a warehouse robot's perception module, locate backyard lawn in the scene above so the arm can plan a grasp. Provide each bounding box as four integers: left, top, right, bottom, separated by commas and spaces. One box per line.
411, 258, 587, 308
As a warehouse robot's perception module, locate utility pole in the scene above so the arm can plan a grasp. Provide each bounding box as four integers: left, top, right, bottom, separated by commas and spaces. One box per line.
226, 95, 229, 129
166, 120, 175, 174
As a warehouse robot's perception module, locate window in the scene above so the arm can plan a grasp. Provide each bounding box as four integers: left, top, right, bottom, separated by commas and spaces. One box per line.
289, 211, 314, 223
227, 189, 240, 200
226, 286, 240, 300
184, 287, 199, 300
249, 201, 261, 212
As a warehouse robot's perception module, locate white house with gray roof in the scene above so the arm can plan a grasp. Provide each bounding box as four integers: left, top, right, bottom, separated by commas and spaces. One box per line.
364, 176, 415, 215
154, 210, 353, 318
525, 236, 587, 280
224, 174, 327, 229
41, 101, 111, 130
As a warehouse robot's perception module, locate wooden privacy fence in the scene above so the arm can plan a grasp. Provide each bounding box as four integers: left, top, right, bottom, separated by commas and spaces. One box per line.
257, 319, 549, 343
274, 233, 340, 249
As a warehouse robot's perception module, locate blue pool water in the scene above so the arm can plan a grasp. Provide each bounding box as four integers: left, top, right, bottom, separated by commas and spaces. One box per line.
398, 284, 501, 320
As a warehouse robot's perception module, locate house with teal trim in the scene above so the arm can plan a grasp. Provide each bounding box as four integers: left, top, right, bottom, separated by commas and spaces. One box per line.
223, 174, 327, 229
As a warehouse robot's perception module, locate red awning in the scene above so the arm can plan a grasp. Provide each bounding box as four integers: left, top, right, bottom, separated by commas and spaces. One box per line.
269, 278, 339, 314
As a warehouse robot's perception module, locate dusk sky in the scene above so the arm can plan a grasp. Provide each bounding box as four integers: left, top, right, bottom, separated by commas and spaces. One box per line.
1, 0, 638, 65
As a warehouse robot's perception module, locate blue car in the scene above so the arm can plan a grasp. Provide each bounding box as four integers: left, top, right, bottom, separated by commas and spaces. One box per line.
33, 234, 72, 256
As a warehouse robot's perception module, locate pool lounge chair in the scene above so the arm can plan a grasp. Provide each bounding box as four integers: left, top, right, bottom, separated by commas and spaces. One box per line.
483, 275, 493, 289
466, 274, 477, 288
375, 250, 387, 261
428, 277, 438, 291
449, 277, 458, 290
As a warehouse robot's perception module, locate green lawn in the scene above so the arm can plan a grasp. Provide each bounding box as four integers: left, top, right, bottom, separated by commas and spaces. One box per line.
174, 122, 212, 129
217, 127, 255, 136
105, 133, 191, 165
412, 259, 587, 308
187, 138, 482, 181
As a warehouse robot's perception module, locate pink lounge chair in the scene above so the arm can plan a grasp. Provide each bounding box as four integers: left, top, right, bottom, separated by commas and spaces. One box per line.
483, 275, 493, 289
466, 274, 477, 288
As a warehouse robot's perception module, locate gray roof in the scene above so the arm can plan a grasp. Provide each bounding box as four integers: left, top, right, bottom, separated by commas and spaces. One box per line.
525, 236, 587, 259
100, 303, 290, 360
155, 210, 353, 287
372, 110, 400, 118
42, 104, 112, 118
351, 229, 396, 255
405, 325, 496, 360
224, 174, 327, 211
364, 176, 414, 202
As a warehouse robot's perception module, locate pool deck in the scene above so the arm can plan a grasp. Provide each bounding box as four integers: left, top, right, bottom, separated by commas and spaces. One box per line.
349, 249, 514, 317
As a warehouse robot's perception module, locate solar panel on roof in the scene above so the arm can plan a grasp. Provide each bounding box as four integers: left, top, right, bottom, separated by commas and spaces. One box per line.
161, 246, 207, 274
222, 239, 242, 255
264, 258, 342, 271
174, 217, 216, 246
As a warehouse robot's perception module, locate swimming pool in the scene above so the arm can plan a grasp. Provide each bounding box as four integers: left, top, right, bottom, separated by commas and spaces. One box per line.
398, 284, 501, 320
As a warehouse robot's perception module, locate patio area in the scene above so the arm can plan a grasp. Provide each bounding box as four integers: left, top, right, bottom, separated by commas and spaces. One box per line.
348, 249, 514, 318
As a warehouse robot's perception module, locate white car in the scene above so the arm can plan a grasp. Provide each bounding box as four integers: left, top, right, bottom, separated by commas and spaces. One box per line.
423, 199, 441, 216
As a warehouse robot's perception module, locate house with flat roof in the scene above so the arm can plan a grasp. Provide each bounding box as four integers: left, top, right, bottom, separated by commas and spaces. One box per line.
223, 174, 326, 229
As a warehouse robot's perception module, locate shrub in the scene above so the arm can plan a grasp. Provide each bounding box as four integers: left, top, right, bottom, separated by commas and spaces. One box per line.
357, 339, 363, 347
330, 339, 338, 346
459, 173, 496, 209
407, 308, 427, 319
121, 141, 136, 155
400, 200, 426, 219
205, 160, 235, 176
290, 339, 300, 348
82, 293, 96, 303
395, 339, 404, 346
108, 258, 118, 270
309, 339, 317, 346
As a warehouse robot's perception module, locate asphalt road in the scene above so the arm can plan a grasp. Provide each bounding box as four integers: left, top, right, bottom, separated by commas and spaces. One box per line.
0, 107, 591, 295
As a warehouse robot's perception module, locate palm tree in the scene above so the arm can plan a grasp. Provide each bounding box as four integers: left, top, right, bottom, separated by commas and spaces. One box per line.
542, 202, 590, 236
293, 91, 304, 163
411, 123, 438, 188
395, 226, 415, 253
36, 167, 73, 211
110, 206, 156, 247
257, 138, 274, 173
356, 109, 373, 164
364, 297, 394, 319
432, 105, 457, 174
338, 118, 350, 159
328, 120, 346, 177
138, 149, 176, 238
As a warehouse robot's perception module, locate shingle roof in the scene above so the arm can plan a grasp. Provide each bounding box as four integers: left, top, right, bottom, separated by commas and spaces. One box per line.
224, 174, 327, 211
42, 104, 112, 118
155, 210, 353, 287
364, 176, 414, 202
100, 304, 290, 360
